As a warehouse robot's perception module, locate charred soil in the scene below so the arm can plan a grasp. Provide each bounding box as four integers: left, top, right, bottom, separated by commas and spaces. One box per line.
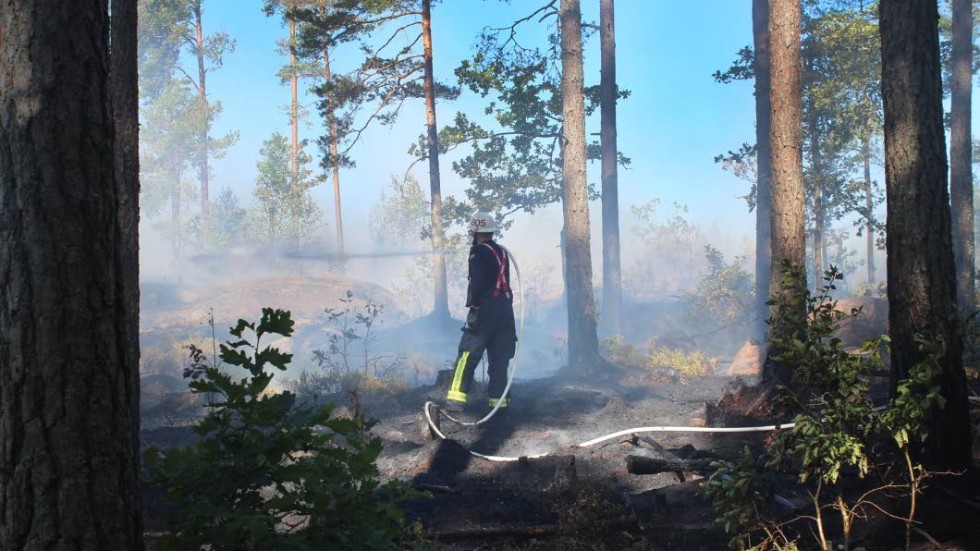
366, 366, 980, 550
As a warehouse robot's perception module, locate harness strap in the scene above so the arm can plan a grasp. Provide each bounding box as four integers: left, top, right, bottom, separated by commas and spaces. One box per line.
481, 242, 512, 298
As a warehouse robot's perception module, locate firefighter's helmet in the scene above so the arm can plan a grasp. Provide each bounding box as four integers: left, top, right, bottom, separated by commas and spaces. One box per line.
468, 211, 498, 234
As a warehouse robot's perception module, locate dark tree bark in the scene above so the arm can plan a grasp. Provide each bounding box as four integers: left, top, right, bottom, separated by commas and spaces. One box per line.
950, 0, 975, 317
765, 0, 806, 383
599, 0, 622, 337
0, 1, 144, 548
880, 0, 972, 472
112, 0, 143, 501
422, 0, 450, 319
560, 0, 601, 371
752, 0, 773, 343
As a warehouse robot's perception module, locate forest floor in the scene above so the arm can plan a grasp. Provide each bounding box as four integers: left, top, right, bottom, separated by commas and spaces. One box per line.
358, 364, 980, 551
137, 274, 980, 550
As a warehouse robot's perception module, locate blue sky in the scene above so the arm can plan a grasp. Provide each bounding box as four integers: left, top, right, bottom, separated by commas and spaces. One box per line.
196, 0, 761, 256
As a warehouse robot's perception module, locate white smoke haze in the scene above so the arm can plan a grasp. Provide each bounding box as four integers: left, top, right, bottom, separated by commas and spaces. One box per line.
136, 190, 764, 396
134, 0, 892, 425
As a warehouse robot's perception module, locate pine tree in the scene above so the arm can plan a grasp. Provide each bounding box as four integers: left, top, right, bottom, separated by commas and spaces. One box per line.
880, 0, 972, 473
0, 2, 144, 546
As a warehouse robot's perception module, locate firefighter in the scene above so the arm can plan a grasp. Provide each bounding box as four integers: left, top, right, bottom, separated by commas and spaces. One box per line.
445, 211, 518, 414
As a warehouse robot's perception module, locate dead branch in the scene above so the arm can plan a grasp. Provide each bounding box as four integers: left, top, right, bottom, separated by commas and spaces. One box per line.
626, 455, 714, 475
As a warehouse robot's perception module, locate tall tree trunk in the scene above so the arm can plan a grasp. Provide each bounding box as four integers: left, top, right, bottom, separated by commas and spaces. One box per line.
950, 0, 975, 317
109, 0, 144, 542
863, 138, 875, 284
289, 12, 300, 246
766, 0, 806, 384
193, 1, 210, 224
172, 169, 182, 260
422, 0, 449, 319
880, 0, 971, 472
323, 46, 345, 254
808, 107, 824, 287
0, 2, 144, 547
560, 0, 601, 372
753, 0, 773, 343
599, 0, 622, 337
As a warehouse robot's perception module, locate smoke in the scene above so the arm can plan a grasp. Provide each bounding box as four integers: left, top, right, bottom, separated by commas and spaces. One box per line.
137, 186, 762, 395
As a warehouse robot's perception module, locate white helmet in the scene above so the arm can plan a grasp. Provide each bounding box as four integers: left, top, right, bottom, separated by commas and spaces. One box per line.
468, 211, 498, 234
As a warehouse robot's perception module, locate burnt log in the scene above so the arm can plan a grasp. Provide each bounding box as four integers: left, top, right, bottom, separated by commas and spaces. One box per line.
626, 455, 714, 475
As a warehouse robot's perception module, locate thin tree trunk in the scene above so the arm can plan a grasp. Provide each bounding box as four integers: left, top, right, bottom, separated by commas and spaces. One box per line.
0, 1, 144, 547
172, 169, 182, 260
422, 0, 450, 319
863, 138, 875, 284
193, 1, 210, 224
560, 0, 601, 372
600, 0, 622, 337
950, 0, 975, 316
323, 45, 345, 254
289, 13, 300, 246
880, 0, 971, 472
284, 7, 300, 247
808, 106, 824, 287
753, 0, 773, 343
766, 0, 806, 384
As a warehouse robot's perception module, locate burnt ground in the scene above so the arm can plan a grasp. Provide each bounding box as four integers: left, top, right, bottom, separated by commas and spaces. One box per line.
139, 360, 980, 550
355, 364, 980, 551
366, 367, 742, 550
137, 275, 980, 550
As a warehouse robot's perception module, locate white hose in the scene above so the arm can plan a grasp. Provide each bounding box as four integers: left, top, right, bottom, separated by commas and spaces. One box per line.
423, 400, 795, 463
425, 244, 800, 461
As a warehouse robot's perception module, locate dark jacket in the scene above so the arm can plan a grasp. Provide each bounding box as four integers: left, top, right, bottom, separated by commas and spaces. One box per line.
465, 240, 512, 308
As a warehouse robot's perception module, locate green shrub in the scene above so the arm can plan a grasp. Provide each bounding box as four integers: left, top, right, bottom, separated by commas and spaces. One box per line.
706, 266, 945, 551
144, 308, 406, 550
684, 245, 754, 331
297, 291, 410, 400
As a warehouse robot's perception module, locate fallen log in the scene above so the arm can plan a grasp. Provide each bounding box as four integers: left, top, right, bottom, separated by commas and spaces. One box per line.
626, 455, 714, 475
412, 482, 460, 494
432, 524, 560, 541
633, 436, 692, 482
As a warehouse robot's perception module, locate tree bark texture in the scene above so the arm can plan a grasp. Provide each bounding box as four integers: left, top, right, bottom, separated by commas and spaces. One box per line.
560, 0, 601, 371
599, 0, 622, 337
422, 0, 450, 319
950, 0, 975, 317
753, 0, 773, 344
111, 0, 143, 529
0, 1, 144, 548
766, 0, 806, 383
880, 0, 972, 471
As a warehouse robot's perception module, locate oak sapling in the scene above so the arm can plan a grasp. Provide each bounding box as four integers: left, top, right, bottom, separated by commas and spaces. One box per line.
145, 308, 407, 550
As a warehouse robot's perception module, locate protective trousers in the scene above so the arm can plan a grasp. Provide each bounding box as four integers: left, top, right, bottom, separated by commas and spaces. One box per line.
446, 296, 517, 408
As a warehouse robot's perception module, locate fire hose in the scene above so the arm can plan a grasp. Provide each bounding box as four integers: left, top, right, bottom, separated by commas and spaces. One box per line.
422, 399, 798, 463
422, 243, 801, 462
421, 245, 979, 464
